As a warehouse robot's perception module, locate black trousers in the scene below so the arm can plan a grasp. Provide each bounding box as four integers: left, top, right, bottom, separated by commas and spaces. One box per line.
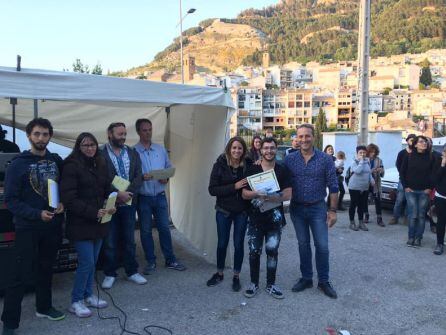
247, 223, 281, 286
349, 190, 369, 221
1, 227, 61, 329
365, 191, 383, 216
435, 197, 446, 245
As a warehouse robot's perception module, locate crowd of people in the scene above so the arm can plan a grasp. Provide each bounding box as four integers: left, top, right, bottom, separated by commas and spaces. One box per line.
2, 117, 446, 335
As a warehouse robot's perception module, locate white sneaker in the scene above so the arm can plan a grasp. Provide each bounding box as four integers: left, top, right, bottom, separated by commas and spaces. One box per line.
127, 273, 147, 285
85, 295, 108, 309
102, 276, 116, 289
69, 301, 92, 318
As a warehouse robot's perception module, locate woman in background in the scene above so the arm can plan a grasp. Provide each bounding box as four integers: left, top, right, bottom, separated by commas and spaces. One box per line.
364, 143, 385, 227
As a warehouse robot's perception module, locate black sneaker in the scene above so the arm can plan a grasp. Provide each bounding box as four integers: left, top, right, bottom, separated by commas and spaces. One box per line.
434, 244, 444, 255
143, 263, 156, 275
206, 272, 223, 287
291, 278, 313, 292
232, 276, 241, 292
166, 261, 186, 271
244, 283, 259, 298
2, 326, 15, 335
317, 282, 337, 299
265, 285, 284, 299
406, 238, 415, 247
413, 238, 422, 248
35, 307, 66, 321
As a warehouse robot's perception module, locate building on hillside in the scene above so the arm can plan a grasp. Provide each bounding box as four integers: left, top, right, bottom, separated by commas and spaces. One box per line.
411, 89, 446, 114
262, 52, 270, 69
313, 67, 341, 91
183, 55, 196, 82
336, 89, 356, 130
312, 94, 337, 127
412, 97, 444, 118
236, 88, 263, 132
262, 89, 286, 131
369, 75, 395, 92
282, 88, 313, 127
390, 89, 411, 112
371, 64, 420, 90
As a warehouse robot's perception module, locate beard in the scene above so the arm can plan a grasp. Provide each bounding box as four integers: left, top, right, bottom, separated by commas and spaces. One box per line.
30, 140, 48, 152
111, 137, 125, 148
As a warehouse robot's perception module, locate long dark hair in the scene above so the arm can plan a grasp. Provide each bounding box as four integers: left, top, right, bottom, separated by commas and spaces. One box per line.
250, 135, 262, 151
224, 136, 247, 167
68, 132, 105, 168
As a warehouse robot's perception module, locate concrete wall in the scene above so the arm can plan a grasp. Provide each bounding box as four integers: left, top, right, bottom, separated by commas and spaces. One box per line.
323, 132, 358, 175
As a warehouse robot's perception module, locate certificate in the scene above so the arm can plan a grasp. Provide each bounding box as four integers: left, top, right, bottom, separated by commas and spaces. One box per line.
147, 167, 175, 180
47, 179, 59, 209
111, 176, 132, 205
101, 192, 117, 224
247, 169, 280, 193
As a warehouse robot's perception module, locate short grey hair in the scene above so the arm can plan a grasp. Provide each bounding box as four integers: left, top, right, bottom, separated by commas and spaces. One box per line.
297, 123, 314, 136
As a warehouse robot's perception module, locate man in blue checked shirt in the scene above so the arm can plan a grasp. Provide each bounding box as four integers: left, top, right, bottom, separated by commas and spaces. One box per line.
284, 124, 339, 299
134, 119, 186, 274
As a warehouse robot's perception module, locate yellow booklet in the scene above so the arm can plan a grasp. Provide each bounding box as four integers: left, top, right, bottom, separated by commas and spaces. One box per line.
111, 176, 132, 206
101, 192, 117, 224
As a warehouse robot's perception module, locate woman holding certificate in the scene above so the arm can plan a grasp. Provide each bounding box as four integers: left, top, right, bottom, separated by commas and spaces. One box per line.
60, 133, 115, 318
208, 136, 252, 292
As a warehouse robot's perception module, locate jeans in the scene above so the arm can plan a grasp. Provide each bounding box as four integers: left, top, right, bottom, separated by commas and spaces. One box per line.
435, 197, 446, 245
72, 239, 103, 303
103, 205, 139, 277
1, 227, 61, 329
393, 181, 407, 219
290, 201, 330, 283
137, 193, 176, 265
247, 223, 281, 286
215, 211, 248, 273
349, 189, 369, 221
405, 190, 429, 239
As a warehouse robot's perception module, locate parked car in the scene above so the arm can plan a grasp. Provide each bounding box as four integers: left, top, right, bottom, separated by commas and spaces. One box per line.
276, 145, 291, 162
381, 167, 399, 208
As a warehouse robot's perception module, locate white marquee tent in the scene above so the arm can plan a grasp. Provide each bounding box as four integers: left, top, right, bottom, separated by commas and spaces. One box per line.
0, 66, 235, 264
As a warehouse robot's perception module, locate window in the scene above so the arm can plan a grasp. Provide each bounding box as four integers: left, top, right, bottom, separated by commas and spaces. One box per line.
304, 101, 310, 108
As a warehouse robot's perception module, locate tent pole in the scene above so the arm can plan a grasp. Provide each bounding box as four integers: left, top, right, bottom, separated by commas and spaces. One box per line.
33, 99, 38, 118
164, 107, 173, 225
10, 98, 17, 144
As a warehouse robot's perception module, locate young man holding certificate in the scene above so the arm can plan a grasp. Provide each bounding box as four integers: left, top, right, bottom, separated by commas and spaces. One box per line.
242, 137, 292, 299
100, 122, 146, 289
2, 118, 65, 335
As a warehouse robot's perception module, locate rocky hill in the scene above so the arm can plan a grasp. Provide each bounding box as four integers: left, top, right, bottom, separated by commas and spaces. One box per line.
123, 0, 446, 76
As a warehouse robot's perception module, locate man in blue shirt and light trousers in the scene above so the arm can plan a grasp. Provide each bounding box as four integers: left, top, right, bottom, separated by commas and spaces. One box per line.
285, 124, 339, 299
134, 119, 186, 274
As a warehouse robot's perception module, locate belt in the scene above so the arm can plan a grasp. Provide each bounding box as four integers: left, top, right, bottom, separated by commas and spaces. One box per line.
292, 200, 324, 207
140, 191, 165, 197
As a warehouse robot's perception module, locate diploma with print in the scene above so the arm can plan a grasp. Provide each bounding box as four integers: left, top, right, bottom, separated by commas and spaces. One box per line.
111, 176, 132, 205
147, 167, 175, 180
247, 169, 280, 193
101, 192, 117, 224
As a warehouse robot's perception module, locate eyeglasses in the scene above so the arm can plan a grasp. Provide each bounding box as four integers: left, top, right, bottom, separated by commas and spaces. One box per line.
80, 144, 97, 148
262, 146, 277, 151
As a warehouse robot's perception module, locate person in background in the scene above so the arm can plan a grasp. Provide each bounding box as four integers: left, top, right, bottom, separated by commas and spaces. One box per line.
0, 125, 20, 153
433, 144, 446, 255
427, 137, 440, 234
247, 135, 262, 163
285, 135, 300, 156
265, 128, 274, 138
60, 132, 115, 318
401, 135, 435, 248
335, 151, 346, 210
134, 118, 186, 274
285, 124, 338, 299
389, 134, 416, 225
323, 145, 337, 208
207, 136, 251, 292
101, 122, 146, 289
364, 143, 385, 227
2, 118, 65, 335
242, 137, 292, 299
347, 145, 373, 232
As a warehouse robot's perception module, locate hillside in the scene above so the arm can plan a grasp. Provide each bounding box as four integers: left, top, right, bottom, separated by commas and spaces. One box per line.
124, 0, 446, 76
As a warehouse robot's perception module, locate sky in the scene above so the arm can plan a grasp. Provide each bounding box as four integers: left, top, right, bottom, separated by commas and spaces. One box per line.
0, 0, 278, 73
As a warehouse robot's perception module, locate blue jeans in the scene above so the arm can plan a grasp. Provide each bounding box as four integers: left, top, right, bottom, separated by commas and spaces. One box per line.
405, 190, 429, 239
290, 201, 330, 283
137, 193, 176, 265
393, 181, 407, 219
103, 205, 138, 277
216, 211, 248, 273
72, 239, 102, 303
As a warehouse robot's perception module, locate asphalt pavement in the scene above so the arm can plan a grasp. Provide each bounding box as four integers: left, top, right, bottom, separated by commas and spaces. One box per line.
1, 208, 445, 335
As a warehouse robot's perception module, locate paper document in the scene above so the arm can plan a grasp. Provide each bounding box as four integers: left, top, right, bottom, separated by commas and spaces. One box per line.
112, 176, 130, 192
101, 192, 117, 224
147, 167, 175, 180
47, 179, 59, 209
247, 169, 280, 193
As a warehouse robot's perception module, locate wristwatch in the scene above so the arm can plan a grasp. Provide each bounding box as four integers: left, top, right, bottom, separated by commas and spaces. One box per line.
328, 208, 337, 213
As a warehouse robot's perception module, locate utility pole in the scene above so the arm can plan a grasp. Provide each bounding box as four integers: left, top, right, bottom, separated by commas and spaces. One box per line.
356, 0, 371, 145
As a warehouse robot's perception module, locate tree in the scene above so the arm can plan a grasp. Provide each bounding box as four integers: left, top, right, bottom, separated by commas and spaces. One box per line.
91, 63, 103, 75
72, 59, 89, 73
314, 108, 327, 150
419, 58, 432, 87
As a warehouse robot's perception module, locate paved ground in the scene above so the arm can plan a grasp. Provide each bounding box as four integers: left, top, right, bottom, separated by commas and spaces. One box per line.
1, 208, 445, 335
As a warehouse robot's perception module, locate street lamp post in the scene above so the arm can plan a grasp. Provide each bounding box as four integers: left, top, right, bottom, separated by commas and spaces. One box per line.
179, 0, 196, 84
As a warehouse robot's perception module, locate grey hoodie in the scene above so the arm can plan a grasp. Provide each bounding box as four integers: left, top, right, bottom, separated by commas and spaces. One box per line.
348, 158, 372, 191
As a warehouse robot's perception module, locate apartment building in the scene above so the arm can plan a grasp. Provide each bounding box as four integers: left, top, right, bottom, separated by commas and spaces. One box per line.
390, 89, 411, 112
236, 88, 263, 132
336, 89, 356, 130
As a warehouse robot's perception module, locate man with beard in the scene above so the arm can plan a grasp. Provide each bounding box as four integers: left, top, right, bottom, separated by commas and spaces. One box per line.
242, 137, 292, 299
134, 119, 186, 274
101, 122, 146, 289
285, 124, 339, 299
2, 118, 65, 335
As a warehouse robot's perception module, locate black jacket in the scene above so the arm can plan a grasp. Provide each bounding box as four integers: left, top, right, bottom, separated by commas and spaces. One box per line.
208, 154, 251, 214
60, 155, 112, 241
4, 150, 63, 230
100, 144, 142, 204
432, 157, 446, 196
400, 151, 435, 190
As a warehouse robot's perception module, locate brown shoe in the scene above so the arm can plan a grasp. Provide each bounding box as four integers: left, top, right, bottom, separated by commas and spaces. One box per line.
388, 217, 398, 225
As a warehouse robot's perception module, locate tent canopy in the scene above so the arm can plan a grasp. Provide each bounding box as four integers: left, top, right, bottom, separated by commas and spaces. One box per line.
0, 66, 234, 264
